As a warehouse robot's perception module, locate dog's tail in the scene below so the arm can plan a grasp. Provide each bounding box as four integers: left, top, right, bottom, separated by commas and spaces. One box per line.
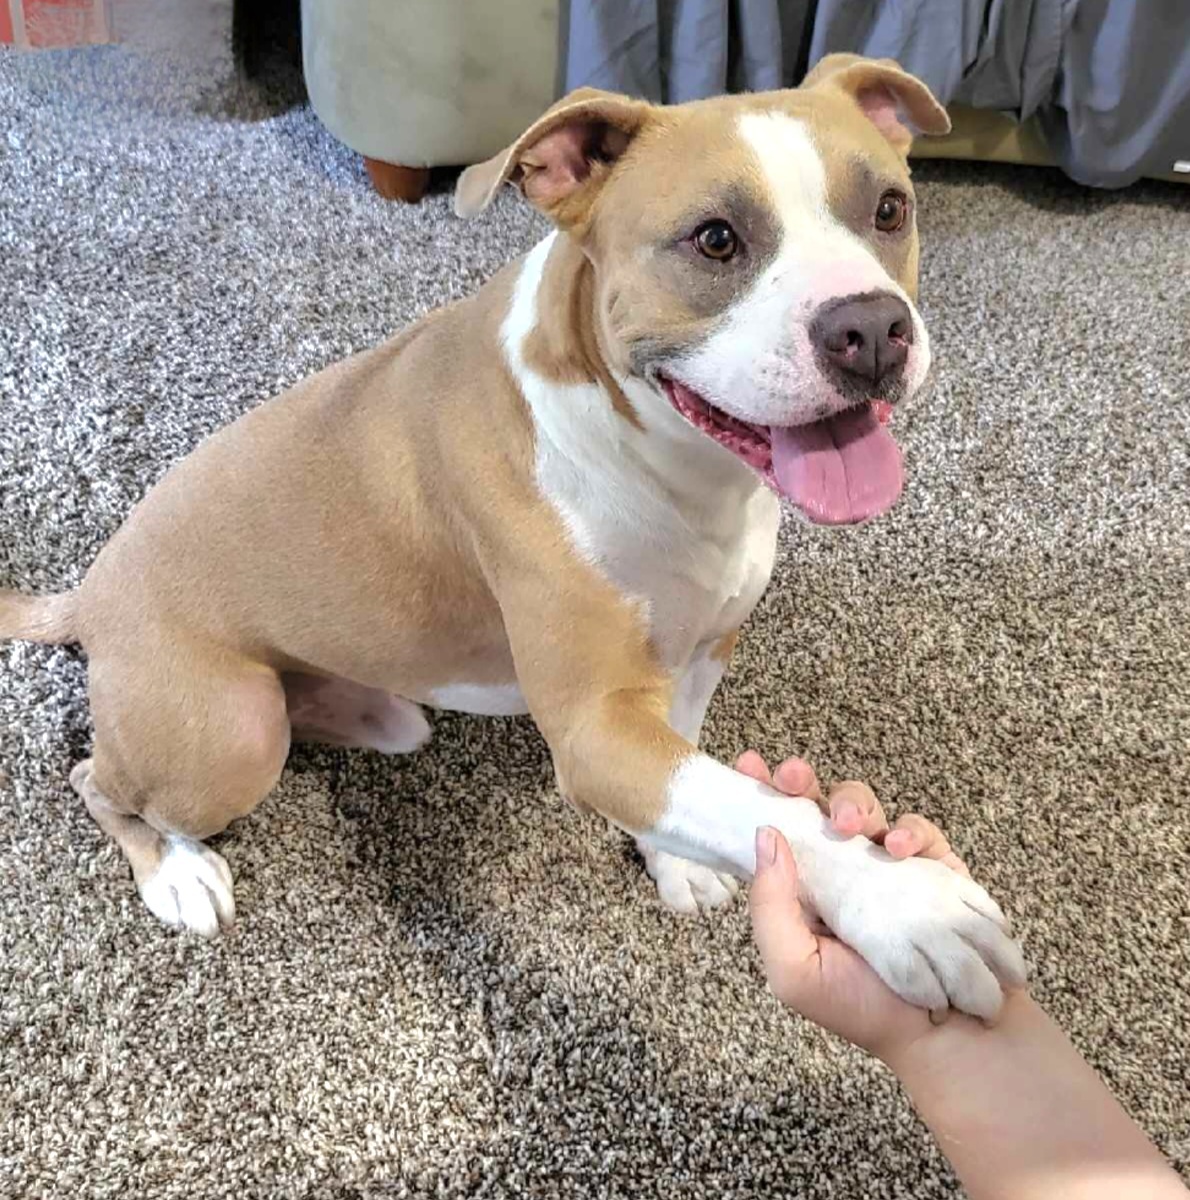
0, 589, 78, 645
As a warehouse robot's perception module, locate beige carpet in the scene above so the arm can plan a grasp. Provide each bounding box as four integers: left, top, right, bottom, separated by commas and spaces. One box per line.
1, 15, 1187, 1200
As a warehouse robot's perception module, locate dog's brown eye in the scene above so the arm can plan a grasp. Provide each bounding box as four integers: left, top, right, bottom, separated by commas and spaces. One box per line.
693, 220, 739, 261
875, 191, 908, 233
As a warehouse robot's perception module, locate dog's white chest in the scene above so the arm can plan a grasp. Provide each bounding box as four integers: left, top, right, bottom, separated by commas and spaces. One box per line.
561, 480, 779, 668
503, 236, 781, 672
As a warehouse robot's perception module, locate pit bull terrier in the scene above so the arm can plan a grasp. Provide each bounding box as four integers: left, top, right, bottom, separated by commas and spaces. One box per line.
0, 55, 1025, 1018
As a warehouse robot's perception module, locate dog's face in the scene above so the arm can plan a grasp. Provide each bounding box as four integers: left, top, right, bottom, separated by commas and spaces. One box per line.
457, 56, 950, 526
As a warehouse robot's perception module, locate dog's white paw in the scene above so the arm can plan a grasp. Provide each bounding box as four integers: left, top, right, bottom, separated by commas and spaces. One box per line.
809, 845, 1026, 1019
139, 837, 235, 938
644, 847, 740, 914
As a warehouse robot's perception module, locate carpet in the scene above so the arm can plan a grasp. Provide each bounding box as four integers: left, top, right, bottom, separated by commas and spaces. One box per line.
1, 11, 1187, 1199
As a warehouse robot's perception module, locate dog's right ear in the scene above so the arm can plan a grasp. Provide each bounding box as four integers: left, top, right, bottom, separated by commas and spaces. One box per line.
455, 88, 651, 228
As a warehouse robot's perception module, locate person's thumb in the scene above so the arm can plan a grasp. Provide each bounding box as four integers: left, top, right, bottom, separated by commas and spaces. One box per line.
749, 827, 821, 1006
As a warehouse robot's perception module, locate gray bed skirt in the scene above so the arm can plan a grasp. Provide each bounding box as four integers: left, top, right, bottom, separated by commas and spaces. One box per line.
562, 0, 1190, 187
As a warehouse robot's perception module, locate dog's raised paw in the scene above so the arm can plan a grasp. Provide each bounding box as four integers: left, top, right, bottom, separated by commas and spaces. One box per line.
818, 849, 1026, 1019
644, 848, 740, 914
139, 837, 235, 937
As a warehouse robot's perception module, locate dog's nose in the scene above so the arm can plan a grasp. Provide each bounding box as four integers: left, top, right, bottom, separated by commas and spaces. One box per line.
810, 293, 913, 385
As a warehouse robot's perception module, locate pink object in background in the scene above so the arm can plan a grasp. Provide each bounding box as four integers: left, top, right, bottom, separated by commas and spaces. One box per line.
1, 0, 113, 48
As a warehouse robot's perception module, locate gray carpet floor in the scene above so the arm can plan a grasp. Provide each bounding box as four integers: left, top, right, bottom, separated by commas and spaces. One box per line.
1, 12, 1188, 1200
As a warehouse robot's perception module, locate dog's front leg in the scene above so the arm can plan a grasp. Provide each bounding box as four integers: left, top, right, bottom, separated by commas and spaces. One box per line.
469, 485, 1023, 1018
567, 697, 1024, 1017
644, 633, 742, 912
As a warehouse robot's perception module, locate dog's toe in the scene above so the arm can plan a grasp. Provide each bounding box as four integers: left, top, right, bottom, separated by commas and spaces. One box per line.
646, 849, 739, 914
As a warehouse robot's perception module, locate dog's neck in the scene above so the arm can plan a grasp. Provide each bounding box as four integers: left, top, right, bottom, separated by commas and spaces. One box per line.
520, 231, 642, 430
505, 233, 764, 524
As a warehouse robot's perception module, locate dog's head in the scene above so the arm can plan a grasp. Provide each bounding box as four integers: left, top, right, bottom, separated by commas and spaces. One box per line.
457, 55, 950, 526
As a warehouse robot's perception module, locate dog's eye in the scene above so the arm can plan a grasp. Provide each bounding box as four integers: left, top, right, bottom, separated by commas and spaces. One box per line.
693, 220, 740, 261
875, 191, 908, 233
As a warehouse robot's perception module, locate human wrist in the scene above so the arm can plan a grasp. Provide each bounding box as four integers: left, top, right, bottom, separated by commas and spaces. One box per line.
878, 987, 1037, 1083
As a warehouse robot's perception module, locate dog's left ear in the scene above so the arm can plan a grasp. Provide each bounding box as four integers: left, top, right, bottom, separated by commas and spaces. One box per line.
802, 54, 950, 152
455, 88, 651, 225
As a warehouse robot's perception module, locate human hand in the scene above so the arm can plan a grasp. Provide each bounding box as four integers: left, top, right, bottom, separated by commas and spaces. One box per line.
735, 751, 971, 871
738, 751, 1016, 1060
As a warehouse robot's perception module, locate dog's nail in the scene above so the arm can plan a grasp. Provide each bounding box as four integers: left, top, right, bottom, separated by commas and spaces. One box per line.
929, 1007, 950, 1026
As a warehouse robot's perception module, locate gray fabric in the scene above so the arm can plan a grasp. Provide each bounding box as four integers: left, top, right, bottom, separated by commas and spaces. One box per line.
1039, 0, 1190, 187
564, 0, 810, 101
562, 0, 1190, 186
2, 19, 1190, 1200
808, 0, 1190, 186
806, 0, 1065, 118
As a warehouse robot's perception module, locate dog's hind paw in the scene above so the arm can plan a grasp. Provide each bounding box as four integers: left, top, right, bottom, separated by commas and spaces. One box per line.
140, 837, 235, 937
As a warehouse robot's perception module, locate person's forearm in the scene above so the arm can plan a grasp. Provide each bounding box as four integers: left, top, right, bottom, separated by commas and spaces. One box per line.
885, 991, 1187, 1200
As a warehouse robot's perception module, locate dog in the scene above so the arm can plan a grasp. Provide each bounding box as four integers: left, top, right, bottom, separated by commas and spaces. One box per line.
0, 55, 1025, 1018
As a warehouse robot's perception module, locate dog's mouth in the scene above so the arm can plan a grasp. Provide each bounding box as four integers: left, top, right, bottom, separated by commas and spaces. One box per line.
659, 376, 902, 526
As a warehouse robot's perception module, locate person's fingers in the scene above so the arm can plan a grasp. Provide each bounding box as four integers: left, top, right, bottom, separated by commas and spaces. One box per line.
882, 813, 928, 859
883, 813, 971, 876
827, 780, 886, 839
735, 750, 772, 785
749, 828, 820, 1005
771, 757, 822, 802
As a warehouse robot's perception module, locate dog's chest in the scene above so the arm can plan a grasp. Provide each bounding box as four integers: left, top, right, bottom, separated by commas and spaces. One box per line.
557, 474, 780, 669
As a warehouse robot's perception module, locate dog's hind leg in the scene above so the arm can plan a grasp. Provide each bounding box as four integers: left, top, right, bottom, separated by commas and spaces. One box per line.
71, 758, 236, 936
283, 672, 430, 754
77, 649, 291, 935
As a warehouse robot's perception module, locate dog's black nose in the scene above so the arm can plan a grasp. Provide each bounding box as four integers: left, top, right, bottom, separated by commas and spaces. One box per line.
810, 293, 913, 385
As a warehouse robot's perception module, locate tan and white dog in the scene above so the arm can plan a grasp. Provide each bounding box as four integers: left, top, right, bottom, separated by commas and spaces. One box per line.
1, 56, 1025, 1018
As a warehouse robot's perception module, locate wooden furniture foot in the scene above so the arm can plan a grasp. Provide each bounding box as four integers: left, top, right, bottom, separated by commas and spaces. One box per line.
364, 157, 431, 202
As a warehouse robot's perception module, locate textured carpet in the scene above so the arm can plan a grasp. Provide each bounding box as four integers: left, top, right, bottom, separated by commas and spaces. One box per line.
1, 14, 1188, 1200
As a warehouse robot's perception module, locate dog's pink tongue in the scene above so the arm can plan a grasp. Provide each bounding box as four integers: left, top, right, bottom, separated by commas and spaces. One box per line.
770, 405, 903, 525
